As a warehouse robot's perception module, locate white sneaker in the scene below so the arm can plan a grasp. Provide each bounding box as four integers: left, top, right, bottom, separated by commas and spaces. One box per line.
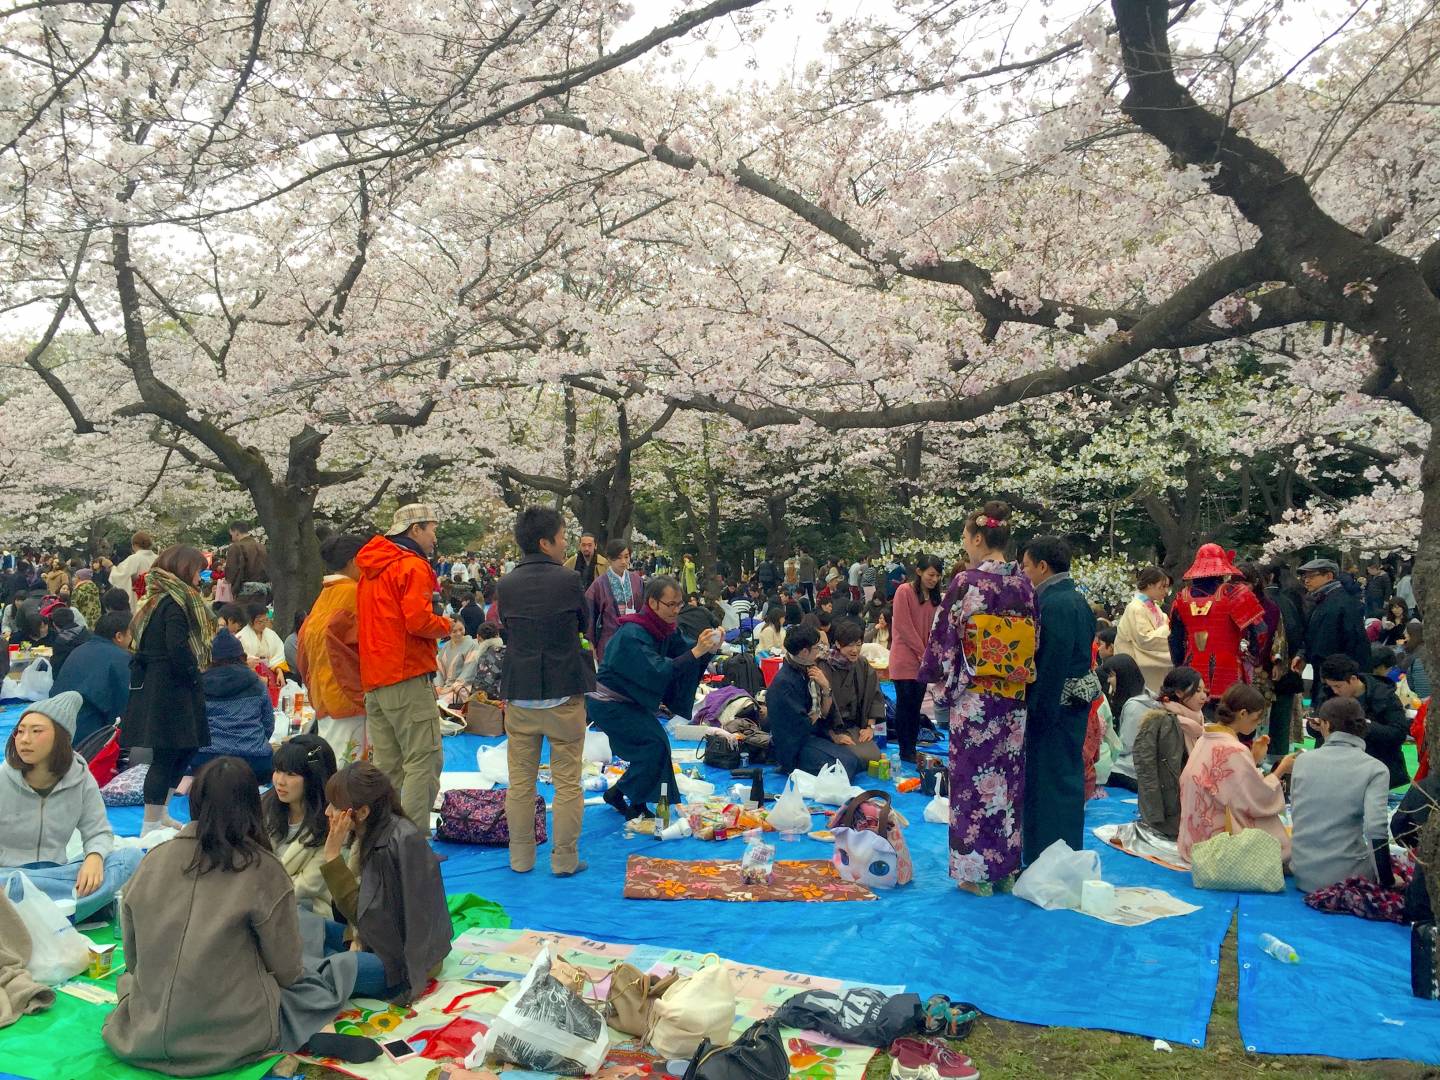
891, 1061, 940, 1080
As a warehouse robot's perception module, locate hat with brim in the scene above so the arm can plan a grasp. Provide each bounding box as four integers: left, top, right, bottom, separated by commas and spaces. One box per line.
387, 503, 440, 537
1297, 558, 1340, 576
1182, 543, 1242, 580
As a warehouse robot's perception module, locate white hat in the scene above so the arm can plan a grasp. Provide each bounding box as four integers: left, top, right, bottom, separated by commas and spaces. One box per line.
387, 503, 440, 537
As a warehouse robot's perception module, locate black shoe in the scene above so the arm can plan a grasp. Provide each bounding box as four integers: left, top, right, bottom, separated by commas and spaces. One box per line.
602, 785, 630, 817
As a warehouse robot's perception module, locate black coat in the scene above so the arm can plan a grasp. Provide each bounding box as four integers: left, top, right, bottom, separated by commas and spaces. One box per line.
1357, 674, 1411, 789
123, 596, 208, 750
1303, 583, 1368, 693
496, 554, 595, 701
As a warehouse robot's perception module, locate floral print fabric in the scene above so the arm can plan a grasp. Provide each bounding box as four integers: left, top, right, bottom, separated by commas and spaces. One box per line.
623, 855, 876, 902
919, 560, 1038, 885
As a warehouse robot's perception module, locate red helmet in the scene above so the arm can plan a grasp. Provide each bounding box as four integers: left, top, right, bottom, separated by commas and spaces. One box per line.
1182, 543, 1242, 580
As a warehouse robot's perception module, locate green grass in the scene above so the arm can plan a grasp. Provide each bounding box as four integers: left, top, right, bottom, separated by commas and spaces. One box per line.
864, 916, 1438, 1079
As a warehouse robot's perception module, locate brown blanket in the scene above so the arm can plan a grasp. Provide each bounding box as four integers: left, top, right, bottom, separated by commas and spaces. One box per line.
0, 890, 56, 1028
623, 855, 875, 902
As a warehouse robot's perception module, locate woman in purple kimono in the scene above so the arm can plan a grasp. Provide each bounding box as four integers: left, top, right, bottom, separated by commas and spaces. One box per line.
919, 501, 1037, 895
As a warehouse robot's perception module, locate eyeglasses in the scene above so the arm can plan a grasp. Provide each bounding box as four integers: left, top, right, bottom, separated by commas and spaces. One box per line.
655, 598, 682, 610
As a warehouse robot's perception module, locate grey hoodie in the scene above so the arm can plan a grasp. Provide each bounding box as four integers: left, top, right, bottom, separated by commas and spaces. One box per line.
0, 757, 114, 867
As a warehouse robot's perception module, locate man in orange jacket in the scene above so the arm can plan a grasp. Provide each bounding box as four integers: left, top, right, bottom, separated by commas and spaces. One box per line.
296, 534, 367, 765
356, 504, 451, 830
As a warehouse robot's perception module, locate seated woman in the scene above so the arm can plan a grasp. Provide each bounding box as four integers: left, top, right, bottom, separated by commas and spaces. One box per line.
0, 692, 141, 921
104, 757, 366, 1075
1289, 696, 1393, 895
1129, 666, 1209, 839
320, 762, 450, 1003
756, 606, 786, 655
769, 625, 863, 780
815, 618, 884, 769
238, 602, 288, 670
263, 734, 339, 918
1178, 683, 1295, 865
192, 628, 275, 784
1088, 654, 1142, 799
434, 616, 481, 708
589, 576, 723, 820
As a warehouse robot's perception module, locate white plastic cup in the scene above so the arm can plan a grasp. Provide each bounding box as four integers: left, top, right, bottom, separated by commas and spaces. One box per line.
1080, 878, 1115, 916
656, 818, 692, 841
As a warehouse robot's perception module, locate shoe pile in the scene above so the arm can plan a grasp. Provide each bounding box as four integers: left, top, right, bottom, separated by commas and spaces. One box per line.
888, 1036, 978, 1079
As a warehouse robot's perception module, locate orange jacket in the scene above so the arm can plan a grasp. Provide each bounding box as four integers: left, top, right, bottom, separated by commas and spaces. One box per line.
296, 575, 364, 718
355, 536, 450, 692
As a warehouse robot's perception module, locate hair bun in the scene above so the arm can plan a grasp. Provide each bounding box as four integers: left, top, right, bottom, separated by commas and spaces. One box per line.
981, 499, 1010, 522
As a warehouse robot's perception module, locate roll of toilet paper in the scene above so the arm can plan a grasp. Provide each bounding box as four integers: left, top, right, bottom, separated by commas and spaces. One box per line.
1080, 878, 1115, 916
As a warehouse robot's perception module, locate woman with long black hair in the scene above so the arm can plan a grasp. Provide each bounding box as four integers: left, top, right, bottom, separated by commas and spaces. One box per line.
262, 734, 339, 918
888, 553, 944, 763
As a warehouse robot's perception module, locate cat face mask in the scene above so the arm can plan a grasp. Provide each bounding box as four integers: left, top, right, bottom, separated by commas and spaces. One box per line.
832, 826, 900, 890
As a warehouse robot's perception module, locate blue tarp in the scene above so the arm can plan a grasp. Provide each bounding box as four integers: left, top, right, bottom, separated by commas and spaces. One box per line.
1238, 892, 1440, 1064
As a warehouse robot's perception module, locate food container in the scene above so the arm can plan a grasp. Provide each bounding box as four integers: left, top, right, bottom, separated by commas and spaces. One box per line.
88, 943, 116, 979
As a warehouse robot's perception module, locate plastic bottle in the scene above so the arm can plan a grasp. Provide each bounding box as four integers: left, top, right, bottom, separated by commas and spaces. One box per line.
1259, 933, 1299, 964
656, 782, 672, 828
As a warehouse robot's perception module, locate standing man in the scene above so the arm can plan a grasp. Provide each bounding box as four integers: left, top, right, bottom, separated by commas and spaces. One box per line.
1293, 558, 1369, 707
796, 547, 817, 603
585, 540, 643, 666
1020, 536, 1096, 864
355, 505, 451, 830
1363, 557, 1392, 619
498, 507, 595, 877
297, 534, 368, 765
225, 521, 269, 596
847, 555, 865, 605
109, 532, 158, 611
564, 532, 607, 588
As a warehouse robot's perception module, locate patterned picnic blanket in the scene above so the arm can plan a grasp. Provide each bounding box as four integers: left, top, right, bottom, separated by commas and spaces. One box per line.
298, 926, 894, 1080
623, 855, 876, 902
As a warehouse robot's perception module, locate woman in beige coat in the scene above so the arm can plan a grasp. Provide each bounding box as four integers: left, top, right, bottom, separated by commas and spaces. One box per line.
262, 734, 339, 918
1115, 566, 1174, 692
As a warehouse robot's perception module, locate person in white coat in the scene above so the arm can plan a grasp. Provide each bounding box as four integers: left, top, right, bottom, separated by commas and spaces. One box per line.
1114, 566, 1173, 692
108, 531, 158, 612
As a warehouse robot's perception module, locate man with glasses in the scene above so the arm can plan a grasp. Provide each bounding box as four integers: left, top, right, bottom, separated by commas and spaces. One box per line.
1292, 558, 1369, 708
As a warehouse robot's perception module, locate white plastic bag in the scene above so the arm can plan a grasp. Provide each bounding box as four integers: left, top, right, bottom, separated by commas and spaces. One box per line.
673, 772, 715, 799
766, 776, 811, 833
1012, 840, 1101, 911
923, 791, 949, 824
785, 769, 818, 798
475, 743, 509, 789
647, 954, 736, 1058
811, 760, 861, 806
469, 946, 608, 1076
4, 871, 89, 984
583, 727, 612, 764
15, 658, 52, 702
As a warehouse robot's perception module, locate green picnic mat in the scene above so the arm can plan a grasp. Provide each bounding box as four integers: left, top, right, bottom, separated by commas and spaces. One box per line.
0, 893, 509, 1080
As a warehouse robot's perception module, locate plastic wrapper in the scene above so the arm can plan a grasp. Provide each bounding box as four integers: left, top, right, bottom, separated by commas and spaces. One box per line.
1013, 840, 1101, 911
468, 947, 609, 1076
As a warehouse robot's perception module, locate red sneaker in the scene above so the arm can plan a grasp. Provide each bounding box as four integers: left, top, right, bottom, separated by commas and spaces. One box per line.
889, 1037, 978, 1079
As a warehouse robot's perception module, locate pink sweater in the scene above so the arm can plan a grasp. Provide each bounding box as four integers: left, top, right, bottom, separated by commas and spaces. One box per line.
888, 582, 936, 682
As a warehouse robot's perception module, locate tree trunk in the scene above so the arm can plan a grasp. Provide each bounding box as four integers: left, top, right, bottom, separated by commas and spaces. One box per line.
765, 493, 791, 560
255, 487, 326, 634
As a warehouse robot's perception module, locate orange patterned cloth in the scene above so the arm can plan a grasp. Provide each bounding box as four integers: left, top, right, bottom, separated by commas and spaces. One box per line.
623, 856, 876, 902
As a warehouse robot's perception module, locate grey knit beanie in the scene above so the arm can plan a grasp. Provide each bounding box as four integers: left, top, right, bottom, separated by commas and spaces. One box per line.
23, 691, 83, 741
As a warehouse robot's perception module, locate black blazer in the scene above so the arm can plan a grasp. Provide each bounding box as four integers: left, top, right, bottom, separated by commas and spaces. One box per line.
496, 554, 596, 701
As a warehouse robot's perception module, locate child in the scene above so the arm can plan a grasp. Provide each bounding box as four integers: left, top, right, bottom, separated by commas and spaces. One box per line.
192, 629, 275, 784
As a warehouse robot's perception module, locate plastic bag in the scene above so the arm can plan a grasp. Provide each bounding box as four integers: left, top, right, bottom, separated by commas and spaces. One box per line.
467, 946, 608, 1076
4, 871, 90, 984
923, 792, 949, 824
475, 743, 509, 789
811, 760, 861, 806
740, 830, 776, 885
785, 770, 818, 798
766, 777, 811, 834
674, 772, 715, 799
583, 727, 612, 764
15, 658, 53, 702
1012, 840, 1101, 911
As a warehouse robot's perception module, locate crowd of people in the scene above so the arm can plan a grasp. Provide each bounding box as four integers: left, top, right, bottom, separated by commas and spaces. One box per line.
0, 503, 1434, 1073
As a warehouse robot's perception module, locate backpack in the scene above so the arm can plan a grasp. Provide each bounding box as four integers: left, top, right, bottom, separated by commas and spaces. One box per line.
435, 789, 545, 845
720, 654, 764, 696
828, 790, 913, 887
76, 723, 120, 787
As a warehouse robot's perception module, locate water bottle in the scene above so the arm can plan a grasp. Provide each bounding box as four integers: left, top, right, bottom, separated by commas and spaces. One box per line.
1258, 933, 1299, 964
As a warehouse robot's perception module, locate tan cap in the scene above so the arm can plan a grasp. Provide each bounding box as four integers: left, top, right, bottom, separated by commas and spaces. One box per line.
387, 503, 440, 537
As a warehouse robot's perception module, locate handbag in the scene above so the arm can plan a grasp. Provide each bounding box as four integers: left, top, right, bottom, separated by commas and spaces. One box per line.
1412, 922, 1439, 1000
963, 613, 1037, 695
435, 789, 545, 845
604, 962, 680, 1036
647, 954, 736, 1058
702, 734, 741, 770
463, 695, 505, 736
1189, 808, 1284, 893
684, 1017, 788, 1080
828, 790, 913, 887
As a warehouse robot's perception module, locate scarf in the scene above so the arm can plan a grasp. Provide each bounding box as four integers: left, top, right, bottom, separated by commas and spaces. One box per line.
619, 605, 674, 643
607, 569, 634, 610
131, 567, 218, 669
783, 654, 826, 722
1162, 699, 1206, 752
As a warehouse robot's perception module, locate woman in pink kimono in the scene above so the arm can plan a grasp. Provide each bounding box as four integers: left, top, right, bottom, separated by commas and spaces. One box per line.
1177, 683, 1296, 864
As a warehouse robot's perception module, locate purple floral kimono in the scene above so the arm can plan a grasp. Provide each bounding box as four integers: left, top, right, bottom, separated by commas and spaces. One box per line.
919, 559, 1037, 886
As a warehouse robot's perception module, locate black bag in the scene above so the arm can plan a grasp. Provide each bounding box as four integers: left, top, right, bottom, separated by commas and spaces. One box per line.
771, 987, 922, 1048
720, 653, 764, 696
1412, 922, 1438, 1000
703, 734, 742, 770
921, 766, 949, 797
74, 722, 118, 763
685, 1017, 788, 1080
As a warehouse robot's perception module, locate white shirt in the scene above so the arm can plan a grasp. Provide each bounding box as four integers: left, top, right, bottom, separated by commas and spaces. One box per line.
239, 625, 287, 669
848, 561, 864, 587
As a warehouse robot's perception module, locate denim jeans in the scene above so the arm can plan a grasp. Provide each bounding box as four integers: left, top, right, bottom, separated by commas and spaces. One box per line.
2, 848, 143, 921
323, 918, 394, 999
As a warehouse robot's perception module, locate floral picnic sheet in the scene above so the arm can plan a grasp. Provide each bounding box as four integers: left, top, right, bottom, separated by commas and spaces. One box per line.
622, 855, 877, 902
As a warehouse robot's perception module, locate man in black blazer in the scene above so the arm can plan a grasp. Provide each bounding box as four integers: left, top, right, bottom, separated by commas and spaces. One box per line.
1020, 536, 1097, 865
497, 507, 596, 877
1293, 558, 1368, 707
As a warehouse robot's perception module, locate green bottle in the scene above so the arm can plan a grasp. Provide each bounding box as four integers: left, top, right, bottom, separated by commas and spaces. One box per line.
657, 782, 672, 828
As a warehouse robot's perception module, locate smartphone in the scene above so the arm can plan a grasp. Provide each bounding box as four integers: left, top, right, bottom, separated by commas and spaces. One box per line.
379, 1038, 419, 1062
